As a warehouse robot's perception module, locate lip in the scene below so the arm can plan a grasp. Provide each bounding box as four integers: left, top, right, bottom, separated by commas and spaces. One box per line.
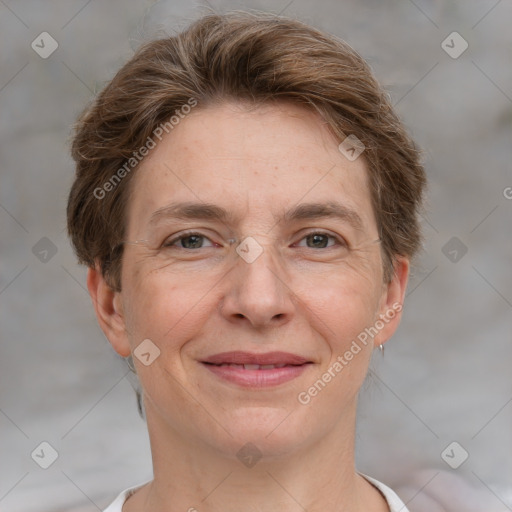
203, 351, 311, 366
201, 351, 313, 388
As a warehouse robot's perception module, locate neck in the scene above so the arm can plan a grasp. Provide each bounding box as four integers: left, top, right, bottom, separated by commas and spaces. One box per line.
126, 400, 387, 512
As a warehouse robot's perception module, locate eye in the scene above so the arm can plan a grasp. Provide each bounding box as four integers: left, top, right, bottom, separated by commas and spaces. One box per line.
162, 231, 217, 249
294, 231, 346, 249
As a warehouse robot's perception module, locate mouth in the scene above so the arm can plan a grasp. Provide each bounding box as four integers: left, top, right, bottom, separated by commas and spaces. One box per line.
201, 351, 313, 388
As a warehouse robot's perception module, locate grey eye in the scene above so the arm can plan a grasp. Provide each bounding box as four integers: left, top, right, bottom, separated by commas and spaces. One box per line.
296, 232, 342, 249
163, 233, 215, 249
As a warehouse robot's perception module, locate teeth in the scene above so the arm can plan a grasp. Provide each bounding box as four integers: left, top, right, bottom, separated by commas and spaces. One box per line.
244, 364, 261, 370
215, 363, 291, 369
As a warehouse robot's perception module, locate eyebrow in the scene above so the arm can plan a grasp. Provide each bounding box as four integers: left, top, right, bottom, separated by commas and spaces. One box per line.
148, 200, 364, 231
149, 202, 235, 226
281, 202, 363, 231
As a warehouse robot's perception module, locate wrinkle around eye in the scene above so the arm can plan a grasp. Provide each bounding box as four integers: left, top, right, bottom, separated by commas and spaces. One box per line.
163, 232, 217, 249
294, 232, 346, 249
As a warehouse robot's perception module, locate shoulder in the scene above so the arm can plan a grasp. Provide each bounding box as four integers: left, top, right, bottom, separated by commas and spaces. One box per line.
102, 481, 150, 512
103, 476, 409, 512
359, 473, 410, 512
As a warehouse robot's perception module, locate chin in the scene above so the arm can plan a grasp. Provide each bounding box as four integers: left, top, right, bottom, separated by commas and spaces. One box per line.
211, 405, 313, 458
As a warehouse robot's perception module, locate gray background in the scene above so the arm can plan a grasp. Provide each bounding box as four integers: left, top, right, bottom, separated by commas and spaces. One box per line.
1, 0, 511, 511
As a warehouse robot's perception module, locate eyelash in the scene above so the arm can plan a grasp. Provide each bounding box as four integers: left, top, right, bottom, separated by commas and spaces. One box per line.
162, 230, 348, 250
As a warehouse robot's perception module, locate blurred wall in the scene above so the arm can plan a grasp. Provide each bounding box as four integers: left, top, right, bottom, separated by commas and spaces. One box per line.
1, 1, 511, 510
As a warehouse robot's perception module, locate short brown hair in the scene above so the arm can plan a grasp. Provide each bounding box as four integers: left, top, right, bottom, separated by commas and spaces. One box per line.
67, 10, 426, 290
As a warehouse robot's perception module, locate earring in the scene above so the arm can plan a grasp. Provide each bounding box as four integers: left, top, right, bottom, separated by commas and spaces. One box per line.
379, 344, 384, 355
126, 355, 136, 373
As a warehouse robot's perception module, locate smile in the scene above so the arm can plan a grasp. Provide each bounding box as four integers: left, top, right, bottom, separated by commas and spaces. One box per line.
211, 363, 288, 369
201, 351, 313, 388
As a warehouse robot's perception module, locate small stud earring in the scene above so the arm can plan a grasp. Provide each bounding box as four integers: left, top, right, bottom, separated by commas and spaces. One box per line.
126, 355, 136, 373
379, 344, 384, 355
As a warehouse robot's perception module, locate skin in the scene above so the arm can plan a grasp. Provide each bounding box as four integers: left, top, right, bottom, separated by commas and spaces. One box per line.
88, 101, 409, 512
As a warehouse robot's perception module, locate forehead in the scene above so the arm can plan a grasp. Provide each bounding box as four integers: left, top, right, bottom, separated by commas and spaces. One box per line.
127, 101, 376, 233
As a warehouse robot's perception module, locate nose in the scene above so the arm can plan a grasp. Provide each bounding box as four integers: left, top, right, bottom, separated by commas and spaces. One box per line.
219, 241, 295, 330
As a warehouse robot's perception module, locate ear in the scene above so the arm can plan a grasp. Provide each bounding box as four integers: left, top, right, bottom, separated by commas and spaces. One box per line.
86, 265, 131, 357
373, 256, 409, 348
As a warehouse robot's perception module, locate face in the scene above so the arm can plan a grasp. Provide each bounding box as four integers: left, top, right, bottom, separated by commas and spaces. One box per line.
94, 101, 407, 459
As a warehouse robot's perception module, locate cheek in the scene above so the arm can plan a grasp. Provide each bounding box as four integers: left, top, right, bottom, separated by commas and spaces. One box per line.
298, 281, 379, 409
121, 261, 214, 351
304, 256, 383, 328
297, 264, 382, 390
313, 281, 379, 345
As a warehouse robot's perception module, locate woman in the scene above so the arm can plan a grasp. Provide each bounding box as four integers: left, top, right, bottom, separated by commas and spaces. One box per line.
67, 11, 425, 512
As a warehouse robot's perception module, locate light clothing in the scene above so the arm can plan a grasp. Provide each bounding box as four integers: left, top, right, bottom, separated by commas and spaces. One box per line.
103, 473, 409, 511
